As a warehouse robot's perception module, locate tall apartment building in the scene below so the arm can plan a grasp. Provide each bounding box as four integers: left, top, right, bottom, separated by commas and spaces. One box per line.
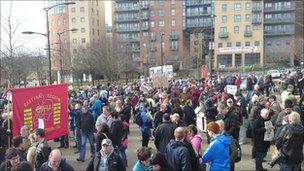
264, 0, 304, 65
113, 0, 185, 70
46, 0, 105, 78
214, 0, 264, 69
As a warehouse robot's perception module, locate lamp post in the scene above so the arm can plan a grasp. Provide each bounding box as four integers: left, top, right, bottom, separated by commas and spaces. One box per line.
210, 14, 216, 79
57, 28, 77, 83
160, 32, 164, 74
22, 2, 75, 85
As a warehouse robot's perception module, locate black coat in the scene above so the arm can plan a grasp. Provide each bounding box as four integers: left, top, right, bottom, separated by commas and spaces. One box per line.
77, 112, 95, 133
252, 115, 270, 152
221, 110, 240, 140
109, 119, 125, 148
183, 105, 196, 126
276, 123, 304, 164
153, 111, 165, 129
204, 98, 217, 120
172, 106, 184, 119
40, 159, 75, 171
86, 151, 125, 171
154, 122, 177, 153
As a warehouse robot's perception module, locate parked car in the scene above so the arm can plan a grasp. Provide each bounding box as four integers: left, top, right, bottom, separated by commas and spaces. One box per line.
267, 70, 282, 78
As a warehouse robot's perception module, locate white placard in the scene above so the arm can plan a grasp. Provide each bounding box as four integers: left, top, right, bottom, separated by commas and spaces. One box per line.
38, 118, 44, 129
195, 107, 202, 114
226, 85, 238, 95
264, 121, 274, 141
196, 112, 207, 132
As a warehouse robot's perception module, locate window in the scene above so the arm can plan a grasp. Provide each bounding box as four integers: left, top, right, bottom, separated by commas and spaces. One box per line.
161, 42, 165, 48
72, 18, 76, 23
92, 29, 94, 35
81, 28, 85, 33
234, 15, 241, 22
254, 41, 260, 46
97, 20, 99, 26
97, 10, 99, 16
276, 40, 281, 46
245, 2, 251, 10
265, 3, 272, 8
171, 0, 175, 4
245, 25, 251, 32
151, 21, 155, 27
97, 30, 100, 36
286, 40, 290, 45
159, 9, 164, 16
91, 8, 94, 13
71, 7, 75, 12
150, 1, 154, 6
63, 19, 66, 25
227, 42, 232, 47
92, 19, 94, 26
222, 4, 227, 12
72, 29, 77, 33
234, 3, 241, 11
236, 42, 241, 47
81, 17, 85, 22
266, 41, 272, 46
57, 19, 60, 25
159, 20, 164, 27
220, 27, 227, 33
171, 9, 175, 16
218, 43, 223, 48
80, 7, 84, 12
72, 39, 77, 44
150, 11, 154, 17
81, 38, 86, 43
253, 26, 259, 30
159, 0, 164, 6
234, 26, 239, 34
222, 16, 227, 23
245, 41, 250, 46
245, 14, 251, 22
171, 19, 176, 27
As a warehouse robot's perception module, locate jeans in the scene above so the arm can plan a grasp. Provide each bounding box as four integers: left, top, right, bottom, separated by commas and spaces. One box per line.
239, 117, 248, 144
75, 128, 81, 151
79, 131, 95, 160
280, 163, 301, 171
246, 90, 254, 102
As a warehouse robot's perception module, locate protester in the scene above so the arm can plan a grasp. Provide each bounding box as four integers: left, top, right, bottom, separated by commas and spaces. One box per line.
150, 152, 171, 171
40, 149, 74, 171
132, 147, 153, 171
252, 109, 272, 171
186, 125, 202, 155
165, 127, 192, 171
86, 139, 125, 171
0, 148, 22, 171
11, 136, 26, 161
275, 112, 304, 171
201, 121, 231, 171
154, 113, 177, 154
11, 161, 33, 171
139, 105, 153, 147
183, 99, 196, 126
95, 106, 111, 130
95, 123, 111, 152
77, 106, 95, 162
216, 103, 239, 140
33, 128, 50, 170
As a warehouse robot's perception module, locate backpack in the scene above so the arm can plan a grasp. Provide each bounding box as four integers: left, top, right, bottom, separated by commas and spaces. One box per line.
230, 137, 242, 163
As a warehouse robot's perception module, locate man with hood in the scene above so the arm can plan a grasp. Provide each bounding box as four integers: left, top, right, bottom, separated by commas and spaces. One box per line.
86, 139, 125, 171
164, 127, 192, 171
202, 121, 231, 171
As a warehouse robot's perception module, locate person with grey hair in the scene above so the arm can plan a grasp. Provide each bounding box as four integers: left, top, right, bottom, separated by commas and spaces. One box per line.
40, 149, 74, 171
86, 139, 125, 171
216, 103, 239, 140
275, 112, 304, 170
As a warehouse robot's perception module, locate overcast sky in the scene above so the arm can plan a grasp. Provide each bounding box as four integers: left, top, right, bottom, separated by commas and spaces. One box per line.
0, 1, 112, 53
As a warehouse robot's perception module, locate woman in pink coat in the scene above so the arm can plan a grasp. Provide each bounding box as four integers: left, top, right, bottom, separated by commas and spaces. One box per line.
186, 125, 203, 155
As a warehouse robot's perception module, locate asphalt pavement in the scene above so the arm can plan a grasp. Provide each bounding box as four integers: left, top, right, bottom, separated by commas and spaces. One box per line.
50, 122, 280, 171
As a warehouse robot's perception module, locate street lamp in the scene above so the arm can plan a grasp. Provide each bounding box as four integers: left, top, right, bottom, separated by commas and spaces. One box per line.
22, 2, 75, 85
57, 28, 77, 83
210, 14, 216, 79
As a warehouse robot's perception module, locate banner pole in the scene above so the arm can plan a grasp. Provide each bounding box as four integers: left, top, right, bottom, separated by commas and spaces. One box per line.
7, 82, 11, 148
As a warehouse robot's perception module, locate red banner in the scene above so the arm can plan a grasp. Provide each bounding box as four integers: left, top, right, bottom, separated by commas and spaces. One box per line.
12, 84, 69, 140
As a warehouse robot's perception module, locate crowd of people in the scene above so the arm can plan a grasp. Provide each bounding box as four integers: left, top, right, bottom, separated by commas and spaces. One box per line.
0, 70, 303, 171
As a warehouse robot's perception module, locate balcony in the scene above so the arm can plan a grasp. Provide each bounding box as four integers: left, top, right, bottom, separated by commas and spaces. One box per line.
150, 47, 156, 52
252, 6, 262, 12
264, 18, 294, 24
141, 4, 149, 10
218, 32, 229, 38
116, 6, 140, 12
252, 18, 262, 25
186, 22, 212, 28
244, 30, 253, 37
185, 1, 211, 7
115, 16, 139, 22
116, 27, 140, 33
170, 34, 179, 40
132, 48, 140, 52
264, 30, 294, 36
264, 6, 295, 13
141, 25, 149, 31
140, 14, 149, 20
186, 12, 210, 18
129, 37, 140, 42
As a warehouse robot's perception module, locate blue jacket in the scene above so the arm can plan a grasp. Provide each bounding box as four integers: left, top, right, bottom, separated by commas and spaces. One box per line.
90, 99, 102, 120
132, 161, 153, 171
139, 109, 152, 135
165, 140, 192, 171
202, 134, 231, 171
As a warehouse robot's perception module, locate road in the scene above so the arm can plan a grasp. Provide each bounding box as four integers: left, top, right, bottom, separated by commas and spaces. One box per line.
50, 123, 280, 171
